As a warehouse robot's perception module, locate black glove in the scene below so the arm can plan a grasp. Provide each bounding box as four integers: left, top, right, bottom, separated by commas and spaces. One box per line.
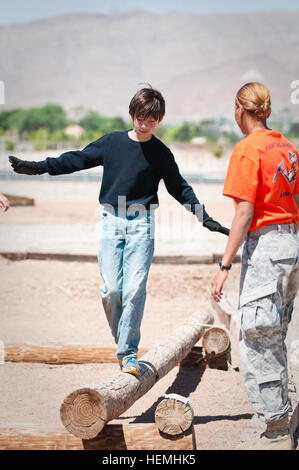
203, 217, 230, 236
9, 156, 38, 175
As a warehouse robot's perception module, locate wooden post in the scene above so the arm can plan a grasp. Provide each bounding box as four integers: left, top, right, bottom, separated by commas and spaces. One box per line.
155, 395, 194, 435
202, 327, 230, 357
202, 327, 231, 370
0, 425, 83, 450
0, 342, 148, 365
3, 194, 34, 206
0, 423, 194, 450
60, 309, 214, 440
83, 423, 195, 450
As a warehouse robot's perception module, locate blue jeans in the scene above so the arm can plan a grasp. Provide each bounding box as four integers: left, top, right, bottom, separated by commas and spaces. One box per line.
98, 206, 155, 361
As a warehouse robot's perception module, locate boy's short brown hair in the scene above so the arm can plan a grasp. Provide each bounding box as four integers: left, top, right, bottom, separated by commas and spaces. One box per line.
129, 85, 165, 122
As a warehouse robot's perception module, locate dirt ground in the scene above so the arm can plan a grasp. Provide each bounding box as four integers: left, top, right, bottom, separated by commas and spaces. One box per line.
0, 254, 258, 451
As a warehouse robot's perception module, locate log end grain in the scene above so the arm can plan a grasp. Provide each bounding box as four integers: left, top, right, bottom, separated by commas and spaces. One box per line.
60, 387, 106, 440
155, 398, 194, 436
202, 327, 230, 357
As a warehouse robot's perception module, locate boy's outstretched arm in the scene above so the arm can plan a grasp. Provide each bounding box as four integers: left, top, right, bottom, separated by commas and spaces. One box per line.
8, 137, 107, 176
161, 149, 230, 236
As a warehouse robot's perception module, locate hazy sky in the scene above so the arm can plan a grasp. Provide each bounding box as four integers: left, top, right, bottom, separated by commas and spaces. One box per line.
1, 0, 298, 25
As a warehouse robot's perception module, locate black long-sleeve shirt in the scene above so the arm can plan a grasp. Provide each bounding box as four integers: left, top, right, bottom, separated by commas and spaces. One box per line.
36, 130, 205, 216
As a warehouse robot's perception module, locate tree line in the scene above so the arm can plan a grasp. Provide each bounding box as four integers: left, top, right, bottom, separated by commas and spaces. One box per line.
1, 103, 298, 154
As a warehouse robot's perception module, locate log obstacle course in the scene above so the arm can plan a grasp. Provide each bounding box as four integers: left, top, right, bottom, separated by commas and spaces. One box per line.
0, 310, 236, 450
0, 328, 230, 366
60, 309, 214, 440
0, 332, 230, 365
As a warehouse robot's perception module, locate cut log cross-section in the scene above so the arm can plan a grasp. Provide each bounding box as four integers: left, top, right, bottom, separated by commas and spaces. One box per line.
155, 395, 194, 436
202, 327, 231, 357
60, 309, 214, 440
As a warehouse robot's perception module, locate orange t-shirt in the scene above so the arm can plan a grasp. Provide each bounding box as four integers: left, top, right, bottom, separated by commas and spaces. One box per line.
223, 129, 299, 230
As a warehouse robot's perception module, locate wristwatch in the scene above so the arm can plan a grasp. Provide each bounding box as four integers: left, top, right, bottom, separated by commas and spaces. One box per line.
219, 262, 232, 271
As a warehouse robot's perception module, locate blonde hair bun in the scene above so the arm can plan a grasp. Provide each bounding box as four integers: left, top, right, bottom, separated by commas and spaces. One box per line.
235, 82, 271, 119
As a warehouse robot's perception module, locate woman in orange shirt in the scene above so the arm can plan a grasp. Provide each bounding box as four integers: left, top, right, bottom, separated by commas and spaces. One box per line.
211, 82, 299, 450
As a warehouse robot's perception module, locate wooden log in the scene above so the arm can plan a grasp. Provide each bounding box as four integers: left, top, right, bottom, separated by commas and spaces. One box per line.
3, 193, 34, 206
202, 327, 230, 357
0, 423, 194, 450
155, 395, 194, 436
0, 425, 83, 450
84, 423, 195, 450
60, 309, 214, 440
0, 341, 148, 364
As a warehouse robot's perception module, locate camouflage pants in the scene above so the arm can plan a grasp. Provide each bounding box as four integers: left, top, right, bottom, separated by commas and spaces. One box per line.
239, 223, 299, 423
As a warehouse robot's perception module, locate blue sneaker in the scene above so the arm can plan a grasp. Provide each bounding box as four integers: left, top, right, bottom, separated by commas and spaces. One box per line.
121, 357, 141, 376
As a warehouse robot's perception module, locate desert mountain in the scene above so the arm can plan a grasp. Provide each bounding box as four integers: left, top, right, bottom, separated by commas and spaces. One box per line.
0, 10, 299, 123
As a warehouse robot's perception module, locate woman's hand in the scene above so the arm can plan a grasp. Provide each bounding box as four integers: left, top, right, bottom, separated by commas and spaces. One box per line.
211, 268, 229, 303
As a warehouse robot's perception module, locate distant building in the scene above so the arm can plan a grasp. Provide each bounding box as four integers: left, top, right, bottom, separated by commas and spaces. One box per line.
64, 124, 85, 139
190, 136, 207, 146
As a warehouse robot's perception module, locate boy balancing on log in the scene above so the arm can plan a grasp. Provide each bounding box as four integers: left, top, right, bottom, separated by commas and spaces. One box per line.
9, 85, 229, 375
